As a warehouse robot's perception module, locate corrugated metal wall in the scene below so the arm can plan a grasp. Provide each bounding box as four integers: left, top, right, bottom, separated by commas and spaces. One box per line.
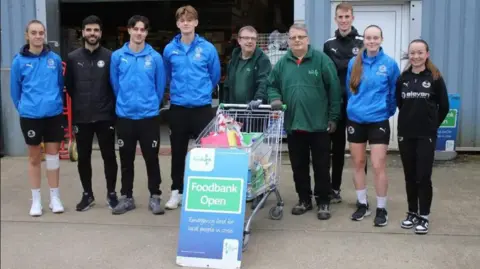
421, 0, 480, 149
1, 0, 38, 67
1, 0, 38, 156
306, 0, 480, 149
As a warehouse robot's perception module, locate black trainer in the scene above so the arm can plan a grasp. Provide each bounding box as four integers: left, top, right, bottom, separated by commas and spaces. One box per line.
414, 217, 429, 234
374, 208, 388, 227
76, 192, 95, 212
401, 212, 419, 229
107, 192, 119, 209
351, 202, 371, 221
330, 190, 342, 204
317, 204, 331, 220
291, 200, 313, 215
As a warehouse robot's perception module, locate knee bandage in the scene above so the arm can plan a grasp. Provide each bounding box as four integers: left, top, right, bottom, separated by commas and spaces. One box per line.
45, 154, 60, 170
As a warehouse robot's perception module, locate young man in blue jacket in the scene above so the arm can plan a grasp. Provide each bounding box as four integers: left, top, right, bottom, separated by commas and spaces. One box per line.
110, 15, 166, 215
163, 5, 221, 210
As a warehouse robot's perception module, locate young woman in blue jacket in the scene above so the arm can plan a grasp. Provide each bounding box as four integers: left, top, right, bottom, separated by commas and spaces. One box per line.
10, 20, 65, 216
345, 25, 400, 227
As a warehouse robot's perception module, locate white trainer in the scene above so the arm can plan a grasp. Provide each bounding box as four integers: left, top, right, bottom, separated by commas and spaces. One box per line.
29, 201, 43, 217
49, 196, 65, 213
165, 190, 182, 210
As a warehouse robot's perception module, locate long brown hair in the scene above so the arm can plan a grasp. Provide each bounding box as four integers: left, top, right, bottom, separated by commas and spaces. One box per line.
349, 25, 383, 94
403, 39, 442, 80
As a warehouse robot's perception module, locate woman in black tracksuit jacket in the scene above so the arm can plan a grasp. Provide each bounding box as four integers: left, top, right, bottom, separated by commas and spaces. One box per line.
396, 39, 449, 235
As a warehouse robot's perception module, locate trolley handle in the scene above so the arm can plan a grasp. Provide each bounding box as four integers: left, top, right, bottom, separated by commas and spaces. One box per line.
219, 103, 287, 111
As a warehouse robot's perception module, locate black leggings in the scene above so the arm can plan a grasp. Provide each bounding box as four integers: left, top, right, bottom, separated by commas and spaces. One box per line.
398, 137, 436, 216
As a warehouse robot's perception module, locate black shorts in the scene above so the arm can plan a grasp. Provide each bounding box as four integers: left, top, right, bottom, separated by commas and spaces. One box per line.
347, 119, 390, 145
20, 114, 65, 146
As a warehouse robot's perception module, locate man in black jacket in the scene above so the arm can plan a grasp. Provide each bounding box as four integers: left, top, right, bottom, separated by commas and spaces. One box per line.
323, 3, 365, 203
65, 15, 118, 212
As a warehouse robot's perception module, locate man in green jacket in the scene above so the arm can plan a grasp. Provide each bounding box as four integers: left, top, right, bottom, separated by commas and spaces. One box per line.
222, 25, 272, 208
268, 23, 342, 220
222, 25, 272, 108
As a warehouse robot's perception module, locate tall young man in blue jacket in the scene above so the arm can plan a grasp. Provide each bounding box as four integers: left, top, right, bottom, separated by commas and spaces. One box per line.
110, 15, 166, 215
163, 5, 221, 210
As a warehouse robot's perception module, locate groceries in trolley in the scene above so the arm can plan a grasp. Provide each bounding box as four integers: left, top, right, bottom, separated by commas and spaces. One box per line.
199, 113, 275, 201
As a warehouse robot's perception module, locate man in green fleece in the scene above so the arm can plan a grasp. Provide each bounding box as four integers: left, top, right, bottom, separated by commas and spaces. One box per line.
268, 23, 342, 220
222, 25, 272, 108
222, 25, 272, 209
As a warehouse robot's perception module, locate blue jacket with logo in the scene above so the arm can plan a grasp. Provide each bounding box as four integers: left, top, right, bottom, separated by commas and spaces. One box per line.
345, 47, 400, 124
10, 45, 64, 119
162, 34, 221, 107
110, 42, 166, 119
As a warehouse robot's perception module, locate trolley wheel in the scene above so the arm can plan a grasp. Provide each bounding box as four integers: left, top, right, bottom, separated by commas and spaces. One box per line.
68, 140, 78, 162
242, 233, 250, 252
40, 142, 46, 161
269, 206, 283, 220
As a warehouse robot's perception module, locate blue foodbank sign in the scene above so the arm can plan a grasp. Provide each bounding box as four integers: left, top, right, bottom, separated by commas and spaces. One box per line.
176, 148, 248, 269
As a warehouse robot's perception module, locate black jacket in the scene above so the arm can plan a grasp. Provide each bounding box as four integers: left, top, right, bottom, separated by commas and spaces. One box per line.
323, 27, 364, 89
65, 46, 115, 123
396, 68, 450, 138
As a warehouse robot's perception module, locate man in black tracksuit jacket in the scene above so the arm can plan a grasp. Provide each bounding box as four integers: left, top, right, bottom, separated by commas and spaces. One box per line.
65, 15, 118, 212
324, 25, 364, 203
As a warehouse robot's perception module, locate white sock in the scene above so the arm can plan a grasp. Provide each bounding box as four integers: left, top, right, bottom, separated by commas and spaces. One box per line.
377, 196, 387, 209
356, 189, 367, 205
31, 189, 41, 202
50, 188, 60, 198
420, 215, 429, 220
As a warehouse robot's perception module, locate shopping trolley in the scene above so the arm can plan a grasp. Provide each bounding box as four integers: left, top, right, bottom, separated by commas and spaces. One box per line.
193, 103, 286, 251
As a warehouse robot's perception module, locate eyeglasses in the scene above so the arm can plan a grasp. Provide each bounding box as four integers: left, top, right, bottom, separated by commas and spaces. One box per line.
288, 35, 308, 41
239, 36, 257, 41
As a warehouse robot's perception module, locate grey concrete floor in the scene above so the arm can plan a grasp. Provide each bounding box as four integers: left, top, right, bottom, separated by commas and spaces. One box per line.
1, 153, 480, 269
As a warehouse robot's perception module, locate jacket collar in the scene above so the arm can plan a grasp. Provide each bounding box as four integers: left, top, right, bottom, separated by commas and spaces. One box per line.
335, 26, 361, 39
286, 45, 313, 61
20, 44, 51, 57
361, 47, 385, 64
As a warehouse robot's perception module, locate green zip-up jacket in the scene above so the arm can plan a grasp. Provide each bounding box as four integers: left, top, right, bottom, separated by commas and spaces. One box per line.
267, 46, 342, 133
222, 47, 272, 103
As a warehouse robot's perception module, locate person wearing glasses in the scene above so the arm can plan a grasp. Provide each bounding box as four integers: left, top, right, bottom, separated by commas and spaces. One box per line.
268, 23, 342, 220
222, 25, 272, 208
222, 25, 271, 109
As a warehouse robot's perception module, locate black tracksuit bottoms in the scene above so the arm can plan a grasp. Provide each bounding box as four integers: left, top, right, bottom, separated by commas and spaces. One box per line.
75, 120, 118, 195
287, 131, 331, 205
398, 136, 436, 216
116, 116, 162, 198
169, 104, 213, 194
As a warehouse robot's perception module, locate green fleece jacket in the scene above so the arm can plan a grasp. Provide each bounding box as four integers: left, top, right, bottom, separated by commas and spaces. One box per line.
222, 47, 272, 103
267, 46, 342, 133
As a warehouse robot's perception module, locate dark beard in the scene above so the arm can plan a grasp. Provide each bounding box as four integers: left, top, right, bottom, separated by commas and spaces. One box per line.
84, 37, 99, 46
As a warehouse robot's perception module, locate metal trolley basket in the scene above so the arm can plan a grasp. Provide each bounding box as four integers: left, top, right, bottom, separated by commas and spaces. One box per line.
193, 103, 286, 251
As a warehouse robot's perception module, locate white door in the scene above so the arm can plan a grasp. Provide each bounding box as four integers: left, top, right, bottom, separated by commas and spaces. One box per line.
330, 2, 410, 150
